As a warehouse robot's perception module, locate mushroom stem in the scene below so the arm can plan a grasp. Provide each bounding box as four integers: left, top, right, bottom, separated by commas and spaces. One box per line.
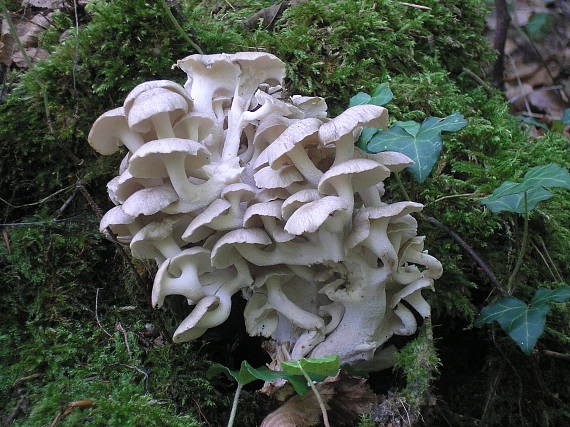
154, 236, 181, 258
288, 145, 323, 186
333, 135, 355, 167
119, 130, 145, 153
151, 111, 176, 139
359, 186, 382, 207
267, 278, 324, 331
365, 219, 398, 271
163, 155, 194, 202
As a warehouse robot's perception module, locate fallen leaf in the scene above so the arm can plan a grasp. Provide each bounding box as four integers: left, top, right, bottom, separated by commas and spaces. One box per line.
22, 0, 65, 8
12, 47, 49, 68
244, 1, 291, 29
529, 89, 566, 117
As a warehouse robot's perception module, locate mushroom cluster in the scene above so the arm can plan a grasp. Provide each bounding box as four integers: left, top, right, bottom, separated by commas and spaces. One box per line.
89, 52, 442, 370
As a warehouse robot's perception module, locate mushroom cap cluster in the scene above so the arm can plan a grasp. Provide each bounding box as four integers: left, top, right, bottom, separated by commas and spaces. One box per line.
90, 52, 442, 370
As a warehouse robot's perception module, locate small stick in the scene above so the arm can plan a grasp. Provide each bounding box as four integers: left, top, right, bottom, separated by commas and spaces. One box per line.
398, 1, 431, 10
95, 288, 112, 338
542, 350, 570, 362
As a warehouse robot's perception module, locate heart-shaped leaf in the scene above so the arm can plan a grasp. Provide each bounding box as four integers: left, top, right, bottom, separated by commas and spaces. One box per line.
367, 112, 467, 182
207, 361, 258, 386
562, 108, 570, 125
531, 287, 570, 306
480, 182, 553, 213
474, 296, 550, 355
349, 83, 393, 108
280, 355, 340, 378
475, 287, 570, 355
515, 115, 549, 131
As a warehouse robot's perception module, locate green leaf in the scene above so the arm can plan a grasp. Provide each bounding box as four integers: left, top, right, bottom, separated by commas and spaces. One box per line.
348, 92, 371, 107
480, 182, 553, 213
369, 83, 393, 106
367, 112, 467, 182
206, 361, 257, 386
531, 287, 570, 306
475, 296, 551, 354
515, 115, 549, 131
525, 12, 552, 42
280, 355, 340, 378
562, 109, 570, 125
358, 127, 379, 150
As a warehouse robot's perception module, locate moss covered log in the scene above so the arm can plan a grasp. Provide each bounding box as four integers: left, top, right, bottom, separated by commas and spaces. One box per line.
1, 0, 569, 425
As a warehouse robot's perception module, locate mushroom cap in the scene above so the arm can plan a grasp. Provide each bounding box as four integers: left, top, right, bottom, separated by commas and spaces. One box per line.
318, 104, 388, 146
99, 205, 135, 232
243, 200, 283, 227
281, 189, 321, 219
172, 295, 219, 343
356, 149, 415, 173
264, 118, 321, 169
88, 107, 130, 155
244, 293, 278, 337
221, 183, 257, 202
253, 115, 291, 152
130, 217, 178, 259
231, 52, 286, 85
152, 246, 212, 308
211, 228, 271, 268
346, 201, 424, 249
252, 265, 293, 288
291, 95, 328, 119
254, 188, 290, 203
318, 159, 391, 195
173, 113, 216, 140
284, 196, 347, 235
254, 165, 304, 189
127, 88, 190, 133
119, 153, 130, 175
175, 53, 240, 92
122, 184, 178, 217
124, 80, 192, 113
107, 170, 162, 205
182, 199, 231, 243
128, 138, 210, 179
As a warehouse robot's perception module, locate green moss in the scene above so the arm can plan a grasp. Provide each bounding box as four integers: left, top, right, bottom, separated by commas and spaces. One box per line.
1, 0, 569, 424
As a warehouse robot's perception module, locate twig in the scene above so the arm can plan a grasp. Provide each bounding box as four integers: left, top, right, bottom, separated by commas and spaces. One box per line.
530, 240, 558, 283
462, 67, 494, 95
542, 350, 570, 361
0, 184, 75, 209
507, 191, 529, 294
12, 373, 43, 388
159, 0, 203, 54
298, 364, 331, 427
55, 188, 79, 218
192, 397, 212, 427
95, 288, 113, 338
536, 235, 563, 283
429, 192, 485, 205
492, 0, 511, 89
398, 1, 431, 10
115, 322, 132, 359
0, 214, 89, 227
425, 216, 507, 295
509, 55, 532, 115
508, 85, 563, 104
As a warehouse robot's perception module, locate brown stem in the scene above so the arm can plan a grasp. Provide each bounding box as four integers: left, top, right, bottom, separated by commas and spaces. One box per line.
492, 0, 511, 89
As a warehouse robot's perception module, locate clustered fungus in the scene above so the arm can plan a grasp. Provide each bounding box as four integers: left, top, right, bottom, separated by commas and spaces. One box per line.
90, 52, 442, 371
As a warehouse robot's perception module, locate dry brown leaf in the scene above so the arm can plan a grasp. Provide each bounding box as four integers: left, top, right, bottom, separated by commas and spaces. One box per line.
12, 47, 48, 68
22, 0, 65, 8
506, 82, 533, 111
261, 371, 376, 427
528, 89, 567, 117
244, 1, 291, 29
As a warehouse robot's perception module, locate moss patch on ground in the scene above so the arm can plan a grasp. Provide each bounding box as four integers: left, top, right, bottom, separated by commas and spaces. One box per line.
1, 0, 569, 425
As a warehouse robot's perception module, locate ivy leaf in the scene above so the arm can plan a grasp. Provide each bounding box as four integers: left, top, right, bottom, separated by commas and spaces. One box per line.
480, 182, 553, 213
515, 115, 549, 131
531, 287, 570, 306
369, 83, 393, 106
475, 287, 570, 355
280, 355, 340, 378
207, 361, 258, 386
367, 112, 467, 182
348, 92, 371, 107
207, 361, 310, 395
562, 109, 570, 125
349, 83, 393, 108
475, 297, 550, 354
